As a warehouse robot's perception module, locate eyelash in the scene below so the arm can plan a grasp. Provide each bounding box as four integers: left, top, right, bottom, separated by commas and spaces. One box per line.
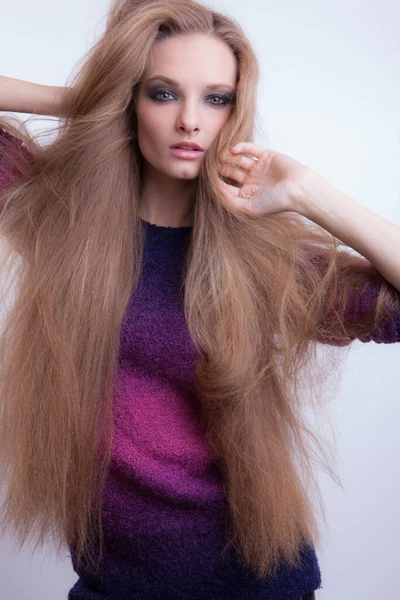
149, 89, 234, 107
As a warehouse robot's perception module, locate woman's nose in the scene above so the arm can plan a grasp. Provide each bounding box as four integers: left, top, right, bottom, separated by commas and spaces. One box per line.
176, 103, 200, 132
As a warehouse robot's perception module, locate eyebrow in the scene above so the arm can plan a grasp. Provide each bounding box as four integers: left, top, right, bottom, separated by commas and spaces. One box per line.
145, 75, 235, 91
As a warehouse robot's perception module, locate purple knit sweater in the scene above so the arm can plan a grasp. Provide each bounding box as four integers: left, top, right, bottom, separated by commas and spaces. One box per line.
66, 222, 399, 600
68, 220, 322, 600
1, 130, 399, 599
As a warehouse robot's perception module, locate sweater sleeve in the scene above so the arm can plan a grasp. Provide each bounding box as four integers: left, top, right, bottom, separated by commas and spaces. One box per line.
313, 254, 400, 346
0, 127, 32, 194
334, 274, 400, 344
0, 128, 18, 191
0, 128, 36, 264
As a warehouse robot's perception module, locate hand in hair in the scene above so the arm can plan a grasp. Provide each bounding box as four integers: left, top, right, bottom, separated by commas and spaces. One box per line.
217, 141, 318, 217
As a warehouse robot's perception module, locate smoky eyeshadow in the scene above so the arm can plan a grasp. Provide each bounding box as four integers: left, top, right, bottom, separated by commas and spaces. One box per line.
146, 85, 236, 105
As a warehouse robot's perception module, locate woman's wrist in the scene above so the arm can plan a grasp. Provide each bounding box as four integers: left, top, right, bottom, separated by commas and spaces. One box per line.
48, 85, 72, 118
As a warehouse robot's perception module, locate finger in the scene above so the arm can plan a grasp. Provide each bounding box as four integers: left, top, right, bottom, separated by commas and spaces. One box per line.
219, 164, 247, 184
218, 179, 238, 199
220, 152, 255, 171
232, 154, 256, 170
231, 142, 266, 160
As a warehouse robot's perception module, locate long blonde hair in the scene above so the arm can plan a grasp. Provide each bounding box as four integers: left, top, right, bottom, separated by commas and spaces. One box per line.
0, 0, 398, 580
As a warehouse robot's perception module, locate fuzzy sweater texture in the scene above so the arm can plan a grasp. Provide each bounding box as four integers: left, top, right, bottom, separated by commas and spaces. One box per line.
1, 129, 400, 599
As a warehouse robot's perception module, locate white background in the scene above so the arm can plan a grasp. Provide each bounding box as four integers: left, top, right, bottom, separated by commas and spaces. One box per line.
0, 0, 399, 598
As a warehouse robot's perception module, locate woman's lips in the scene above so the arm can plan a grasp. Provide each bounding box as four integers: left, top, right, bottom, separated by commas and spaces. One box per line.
170, 147, 204, 160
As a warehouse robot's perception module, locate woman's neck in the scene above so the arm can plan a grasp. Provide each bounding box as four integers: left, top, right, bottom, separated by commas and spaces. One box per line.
139, 163, 196, 227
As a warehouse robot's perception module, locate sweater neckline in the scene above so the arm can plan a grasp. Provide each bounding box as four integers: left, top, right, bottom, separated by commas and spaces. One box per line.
140, 218, 193, 231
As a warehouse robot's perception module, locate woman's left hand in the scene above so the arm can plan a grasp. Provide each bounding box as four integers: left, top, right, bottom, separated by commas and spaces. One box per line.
217, 142, 317, 217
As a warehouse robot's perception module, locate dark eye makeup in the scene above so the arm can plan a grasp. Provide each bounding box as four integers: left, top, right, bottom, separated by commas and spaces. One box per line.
147, 88, 235, 107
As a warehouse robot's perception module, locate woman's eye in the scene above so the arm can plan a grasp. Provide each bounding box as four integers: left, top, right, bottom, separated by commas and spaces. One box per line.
151, 90, 175, 101
149, 89, 233, 107
208, 94, 232, 107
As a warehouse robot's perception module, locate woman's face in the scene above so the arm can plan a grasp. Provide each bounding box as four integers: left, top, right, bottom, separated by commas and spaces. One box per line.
135, 33, 237, 181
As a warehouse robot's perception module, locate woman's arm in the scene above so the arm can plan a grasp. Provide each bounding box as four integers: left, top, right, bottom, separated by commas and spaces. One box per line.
0, 75, 69, 117
297, 174, 400, 294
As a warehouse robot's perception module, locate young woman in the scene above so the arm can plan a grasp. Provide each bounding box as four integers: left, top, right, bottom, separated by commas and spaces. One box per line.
0, 0, 399, 598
